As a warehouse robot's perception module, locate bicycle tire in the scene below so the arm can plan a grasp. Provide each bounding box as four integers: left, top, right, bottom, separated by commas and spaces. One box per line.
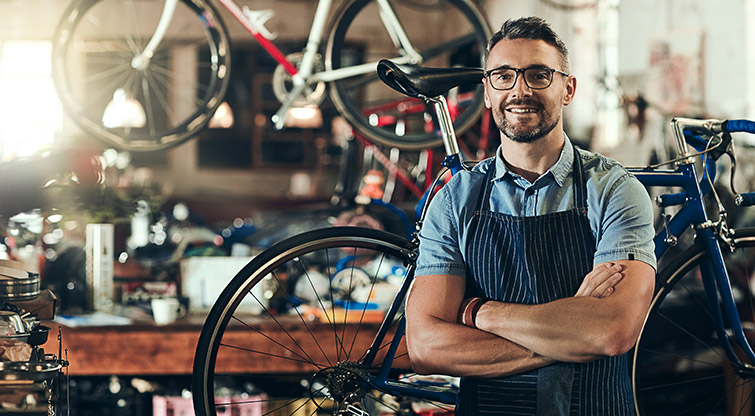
52, 0, 230, 152
326, 0, 491, 150
192, 227, 449, 416
632, 228, 755, 415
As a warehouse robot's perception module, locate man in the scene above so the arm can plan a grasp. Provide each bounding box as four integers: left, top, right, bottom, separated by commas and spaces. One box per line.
406, 16, 656, 415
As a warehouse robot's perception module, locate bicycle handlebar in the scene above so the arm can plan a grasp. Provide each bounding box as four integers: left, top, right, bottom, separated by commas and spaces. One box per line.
723, 120, 755, 206
658, 118, 755, 208
724, 119, 755, 134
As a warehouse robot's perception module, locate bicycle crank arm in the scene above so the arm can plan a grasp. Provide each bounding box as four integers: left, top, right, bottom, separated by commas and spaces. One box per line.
271, 76, 309, 129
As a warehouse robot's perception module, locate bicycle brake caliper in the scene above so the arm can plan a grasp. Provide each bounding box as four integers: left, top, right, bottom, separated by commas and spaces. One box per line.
662, 213, 677, 246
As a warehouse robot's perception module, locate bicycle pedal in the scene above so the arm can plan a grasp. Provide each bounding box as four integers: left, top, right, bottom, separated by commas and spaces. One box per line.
339, 403, 370, 416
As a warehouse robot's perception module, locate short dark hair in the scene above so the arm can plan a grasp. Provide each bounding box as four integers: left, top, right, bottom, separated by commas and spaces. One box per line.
486, 17, 570, 72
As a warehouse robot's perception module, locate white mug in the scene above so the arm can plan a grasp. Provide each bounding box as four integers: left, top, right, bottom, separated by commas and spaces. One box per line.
151, 298, 187, 325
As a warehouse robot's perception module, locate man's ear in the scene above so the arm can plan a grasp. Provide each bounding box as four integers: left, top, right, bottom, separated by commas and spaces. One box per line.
563, 76, 576, 106
484, 82, 492, 109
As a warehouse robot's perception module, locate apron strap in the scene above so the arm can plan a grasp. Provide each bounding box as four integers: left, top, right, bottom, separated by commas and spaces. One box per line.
572, 145, 588, 212
475, 162, 496, 211
477, 143, 589, 213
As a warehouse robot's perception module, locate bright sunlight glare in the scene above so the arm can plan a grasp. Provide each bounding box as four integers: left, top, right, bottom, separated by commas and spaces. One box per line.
0, 41, 61, 160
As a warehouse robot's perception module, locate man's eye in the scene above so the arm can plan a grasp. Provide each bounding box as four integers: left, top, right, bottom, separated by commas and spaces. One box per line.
530, 71, 549, 80
497, 73, 514, 81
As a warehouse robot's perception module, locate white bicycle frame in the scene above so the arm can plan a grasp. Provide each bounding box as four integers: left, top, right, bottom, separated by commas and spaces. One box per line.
135, 0, 426, 129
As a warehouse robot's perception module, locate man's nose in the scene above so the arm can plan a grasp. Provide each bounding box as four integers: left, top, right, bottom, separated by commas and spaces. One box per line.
510, 73, 533, 97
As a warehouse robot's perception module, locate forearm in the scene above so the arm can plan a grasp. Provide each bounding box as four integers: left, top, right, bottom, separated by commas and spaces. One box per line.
407, 314, 555, 377
475, 296, 622, 362
406, 274, 556, 377
473, 261, 654, 362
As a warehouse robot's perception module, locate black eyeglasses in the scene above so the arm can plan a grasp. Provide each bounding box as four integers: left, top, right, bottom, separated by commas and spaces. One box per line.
483, 66, 569, 91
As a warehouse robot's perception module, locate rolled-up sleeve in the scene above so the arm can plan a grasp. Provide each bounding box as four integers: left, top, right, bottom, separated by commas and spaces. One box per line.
594, 172, 657, 270
416, 179, 469, 277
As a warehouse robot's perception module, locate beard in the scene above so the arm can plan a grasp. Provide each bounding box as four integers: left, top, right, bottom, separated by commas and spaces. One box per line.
492, 98, 560, 143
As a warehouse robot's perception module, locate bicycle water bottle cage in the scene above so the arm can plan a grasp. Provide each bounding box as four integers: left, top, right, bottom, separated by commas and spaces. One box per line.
377, 59, 483, 99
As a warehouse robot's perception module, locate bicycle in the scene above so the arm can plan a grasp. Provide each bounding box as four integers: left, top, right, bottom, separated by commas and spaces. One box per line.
51, 0, 491, 152
192, 59, 755, 415
192, 60, 478, 416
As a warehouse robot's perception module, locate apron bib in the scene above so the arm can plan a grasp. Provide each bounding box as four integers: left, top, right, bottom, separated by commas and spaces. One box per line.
456, 147, 634, 416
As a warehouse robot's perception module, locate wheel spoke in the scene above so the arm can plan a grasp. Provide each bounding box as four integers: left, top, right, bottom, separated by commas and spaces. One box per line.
327, 0, 489, 150
348, 253, 385, 359
53, 0, 229, 150
229, 314, 314, 366
193, 227, 420, 415
634, 233, 755, 415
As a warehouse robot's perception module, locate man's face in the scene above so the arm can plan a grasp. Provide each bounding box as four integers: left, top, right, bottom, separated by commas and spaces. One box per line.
483, 38, 576, 143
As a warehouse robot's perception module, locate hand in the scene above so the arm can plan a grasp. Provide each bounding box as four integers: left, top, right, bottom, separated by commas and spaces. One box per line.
574, 263, 624, 298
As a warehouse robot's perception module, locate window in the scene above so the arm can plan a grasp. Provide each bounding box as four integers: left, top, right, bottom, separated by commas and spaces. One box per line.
0, 41, 61, 160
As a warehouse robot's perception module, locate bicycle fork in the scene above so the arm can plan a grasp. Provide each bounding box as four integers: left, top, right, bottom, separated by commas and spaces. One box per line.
131, 0, 179, 70
697, 227, 755, 377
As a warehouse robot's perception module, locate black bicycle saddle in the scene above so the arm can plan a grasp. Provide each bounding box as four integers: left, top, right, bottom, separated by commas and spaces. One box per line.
377, 59, 483, 99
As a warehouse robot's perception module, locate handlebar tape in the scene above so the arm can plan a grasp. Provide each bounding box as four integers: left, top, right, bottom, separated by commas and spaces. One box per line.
724, 119, 755, 134
736, 192, 755, 207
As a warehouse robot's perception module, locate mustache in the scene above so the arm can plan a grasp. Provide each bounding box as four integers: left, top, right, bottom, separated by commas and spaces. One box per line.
501, 99, 543, 110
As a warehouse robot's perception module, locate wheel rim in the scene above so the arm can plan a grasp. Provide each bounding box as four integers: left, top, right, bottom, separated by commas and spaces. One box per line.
327, 0, 490, 150
193, 228, 454, 416
52, 0, 230, 151
633, 231, 755, 415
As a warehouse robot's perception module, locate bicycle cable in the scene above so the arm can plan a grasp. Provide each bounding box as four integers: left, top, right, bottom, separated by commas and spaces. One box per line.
625, 133, 725, 171
701, 135, 727, 221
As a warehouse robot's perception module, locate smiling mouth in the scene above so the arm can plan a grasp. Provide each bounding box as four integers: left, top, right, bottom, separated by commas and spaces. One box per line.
506, 107, 539, 114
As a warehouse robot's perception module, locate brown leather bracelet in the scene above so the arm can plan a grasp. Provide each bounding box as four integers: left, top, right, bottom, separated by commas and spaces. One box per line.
461, 297, 489, 328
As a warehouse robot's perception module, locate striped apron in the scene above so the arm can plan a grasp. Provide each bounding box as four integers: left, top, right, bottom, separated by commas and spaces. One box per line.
456, 147, 634, 415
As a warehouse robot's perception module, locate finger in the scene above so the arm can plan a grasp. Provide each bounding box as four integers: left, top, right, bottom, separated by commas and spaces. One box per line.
575, 263, 619, 297
575, 265, 609, 296
590, 264, 624, 297
590, 271, 624, 298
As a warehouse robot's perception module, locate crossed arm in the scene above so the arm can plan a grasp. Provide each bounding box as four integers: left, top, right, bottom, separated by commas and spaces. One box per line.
405, 260, 654, 377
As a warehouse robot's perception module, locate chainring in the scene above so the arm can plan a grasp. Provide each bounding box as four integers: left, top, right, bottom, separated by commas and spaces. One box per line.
272, 52, 327, 107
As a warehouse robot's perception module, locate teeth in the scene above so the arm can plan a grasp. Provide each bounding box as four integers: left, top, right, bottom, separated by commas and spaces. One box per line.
508, 108, 538, 113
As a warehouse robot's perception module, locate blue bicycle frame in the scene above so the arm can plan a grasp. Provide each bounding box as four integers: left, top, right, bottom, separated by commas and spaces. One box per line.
363, 116, 755, 405
374, 59, 755, 405
631, 117, 755, 374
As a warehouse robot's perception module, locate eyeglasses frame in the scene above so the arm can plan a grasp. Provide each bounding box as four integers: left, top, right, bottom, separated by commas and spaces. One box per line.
483, 65, 570, 91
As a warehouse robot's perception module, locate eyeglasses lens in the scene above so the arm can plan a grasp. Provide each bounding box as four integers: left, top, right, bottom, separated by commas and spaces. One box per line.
489, 68, 553, 90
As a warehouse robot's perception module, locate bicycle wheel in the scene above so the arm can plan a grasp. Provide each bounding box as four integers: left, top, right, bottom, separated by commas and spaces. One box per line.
192, 227, 453, 416
327, 0, 491, 150
633, 228, 755, 415
52, 0, 230, 151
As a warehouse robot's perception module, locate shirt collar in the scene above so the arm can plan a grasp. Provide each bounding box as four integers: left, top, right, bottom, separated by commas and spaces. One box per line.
494, 134, 574, 187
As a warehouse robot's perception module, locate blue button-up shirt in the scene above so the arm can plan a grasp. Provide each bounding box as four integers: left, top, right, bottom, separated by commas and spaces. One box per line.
415, 138, 657, 277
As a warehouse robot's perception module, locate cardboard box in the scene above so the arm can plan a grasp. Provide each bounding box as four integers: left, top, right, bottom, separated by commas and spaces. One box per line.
11, 289, 57, 319
180, 257, 268, 314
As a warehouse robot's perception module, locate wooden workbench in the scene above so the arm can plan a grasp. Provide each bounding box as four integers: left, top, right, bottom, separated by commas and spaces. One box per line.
39, 314, 407, 376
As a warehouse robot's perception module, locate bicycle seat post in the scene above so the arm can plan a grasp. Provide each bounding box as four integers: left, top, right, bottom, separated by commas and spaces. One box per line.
426, 95, 461, 158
